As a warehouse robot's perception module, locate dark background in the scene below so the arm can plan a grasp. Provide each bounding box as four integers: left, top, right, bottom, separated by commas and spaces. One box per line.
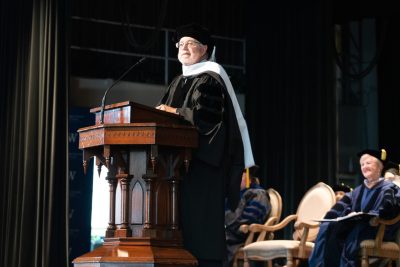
1, 0, 399, 265
68, 0, 400, 245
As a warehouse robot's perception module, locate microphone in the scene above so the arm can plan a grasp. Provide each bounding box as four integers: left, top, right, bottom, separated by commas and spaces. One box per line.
100, 57, 147, 124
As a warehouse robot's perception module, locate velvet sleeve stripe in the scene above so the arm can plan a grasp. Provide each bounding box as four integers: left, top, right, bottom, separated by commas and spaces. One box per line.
192, 81, 224, 134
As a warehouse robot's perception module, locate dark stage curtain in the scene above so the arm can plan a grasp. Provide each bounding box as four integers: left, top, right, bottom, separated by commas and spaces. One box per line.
0, 0, 69, 266
378, 16, 400, 163
245, 1, 337, 237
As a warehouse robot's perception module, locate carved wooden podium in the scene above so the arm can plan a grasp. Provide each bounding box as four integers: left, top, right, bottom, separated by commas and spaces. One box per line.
73, 101, 198, 267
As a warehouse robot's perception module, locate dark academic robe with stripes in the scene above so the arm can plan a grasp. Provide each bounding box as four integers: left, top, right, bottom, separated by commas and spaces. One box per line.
158, 71, 244, 261
309, 179, 400, 267
224, 184, 272, 265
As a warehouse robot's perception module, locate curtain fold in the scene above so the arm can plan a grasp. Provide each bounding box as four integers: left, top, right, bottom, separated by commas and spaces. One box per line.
0, 0, 69, 266
245, 1, 336, 238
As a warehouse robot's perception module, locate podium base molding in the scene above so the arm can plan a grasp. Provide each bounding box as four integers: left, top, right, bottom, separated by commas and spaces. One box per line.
73, 242, 198, 267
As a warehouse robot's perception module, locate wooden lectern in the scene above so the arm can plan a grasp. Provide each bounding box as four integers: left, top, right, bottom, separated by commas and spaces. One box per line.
73, 101, 198, 267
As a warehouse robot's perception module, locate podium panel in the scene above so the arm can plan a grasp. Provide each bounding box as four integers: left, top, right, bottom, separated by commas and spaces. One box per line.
73, 102, 198, 266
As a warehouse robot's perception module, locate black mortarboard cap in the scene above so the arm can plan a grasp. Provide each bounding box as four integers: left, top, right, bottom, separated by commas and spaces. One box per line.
357, 148, 387, 163
174, 23, 214, 53
332, 183, 352, 193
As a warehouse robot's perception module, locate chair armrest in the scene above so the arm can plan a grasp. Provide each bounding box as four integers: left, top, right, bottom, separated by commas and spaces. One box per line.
295, 221, 319, 244
264, 216, 279, 226
296, 225, 312, 257
241, 225, 256, 246
240, 216, 282, 245
368, 213, 400, 248
292, 220, 321, 257
295, 220, 320, 230
238, 216, 281, 235
369, 213, 400, 227
249, 214, 298, 233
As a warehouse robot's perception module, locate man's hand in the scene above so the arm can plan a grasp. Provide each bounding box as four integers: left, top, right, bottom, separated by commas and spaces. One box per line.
155, 104, 178, 114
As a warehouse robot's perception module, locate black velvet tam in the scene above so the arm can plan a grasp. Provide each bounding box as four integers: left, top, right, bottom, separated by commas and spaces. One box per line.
357, 148, 387, 164
174, 23, 214, 52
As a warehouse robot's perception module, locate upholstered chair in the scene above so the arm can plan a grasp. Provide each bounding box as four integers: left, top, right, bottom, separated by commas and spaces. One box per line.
232, 188, 283, 267
242, 182, 336, 267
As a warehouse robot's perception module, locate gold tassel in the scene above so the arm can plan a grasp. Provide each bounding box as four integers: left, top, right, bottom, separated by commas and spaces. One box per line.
246, 168, 250, 189
381, 149, 387, 161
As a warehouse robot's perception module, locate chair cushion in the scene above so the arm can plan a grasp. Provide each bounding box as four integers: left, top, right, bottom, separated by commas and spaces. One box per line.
243, 240, 314, 260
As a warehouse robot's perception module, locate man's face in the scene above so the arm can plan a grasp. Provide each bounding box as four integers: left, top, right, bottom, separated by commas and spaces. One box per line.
177, 37, 208, 66
360, 154, 383, 180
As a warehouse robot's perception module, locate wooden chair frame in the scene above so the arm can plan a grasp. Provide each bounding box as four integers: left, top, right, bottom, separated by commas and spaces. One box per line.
232, 188, 283, 267
242, 182, 336, 267
360, 214, 400, 267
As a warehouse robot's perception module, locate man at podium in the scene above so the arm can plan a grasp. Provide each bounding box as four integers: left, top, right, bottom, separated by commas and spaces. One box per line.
156, 23, 255, 267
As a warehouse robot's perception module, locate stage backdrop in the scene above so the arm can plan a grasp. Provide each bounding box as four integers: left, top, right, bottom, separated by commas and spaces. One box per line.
68, 106, 94, 265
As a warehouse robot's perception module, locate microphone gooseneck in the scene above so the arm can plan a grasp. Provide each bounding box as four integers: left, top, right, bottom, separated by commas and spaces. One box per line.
100, 57, 147, 124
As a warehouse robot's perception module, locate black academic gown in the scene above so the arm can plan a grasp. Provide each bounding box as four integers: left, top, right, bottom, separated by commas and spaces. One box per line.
159, 71, 244, 261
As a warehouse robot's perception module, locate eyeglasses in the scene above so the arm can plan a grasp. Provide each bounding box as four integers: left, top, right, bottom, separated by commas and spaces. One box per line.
175, 40, 203, 49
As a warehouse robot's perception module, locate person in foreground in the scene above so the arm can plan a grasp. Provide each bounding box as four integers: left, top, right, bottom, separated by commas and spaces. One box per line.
224, 166, 271, 267
156, 23, 255, 267
308, 148, 400, 267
